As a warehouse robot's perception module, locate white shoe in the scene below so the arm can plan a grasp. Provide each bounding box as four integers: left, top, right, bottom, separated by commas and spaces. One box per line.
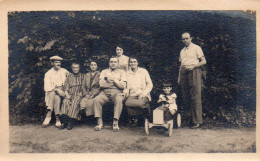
42, 117, 51, 127
113, 119, 119, 131
55, 120, 62, 127
95, 124, 103, 131
113, 123, 120, 131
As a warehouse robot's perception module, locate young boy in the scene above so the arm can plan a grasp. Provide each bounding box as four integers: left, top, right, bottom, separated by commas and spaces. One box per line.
156, 83, 177, 121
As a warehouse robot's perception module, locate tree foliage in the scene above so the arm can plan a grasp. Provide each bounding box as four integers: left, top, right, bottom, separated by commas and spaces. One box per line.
8, 11, 256, 126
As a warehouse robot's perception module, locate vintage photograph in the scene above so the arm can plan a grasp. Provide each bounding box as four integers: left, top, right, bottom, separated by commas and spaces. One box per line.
7, 10, 256, 153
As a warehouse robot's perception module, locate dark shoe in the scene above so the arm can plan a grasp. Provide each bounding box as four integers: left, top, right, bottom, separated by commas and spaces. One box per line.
67, 120, 73, 130
79, 109, 85, 115
190, 124, 200, 129
58, 124, 66, 130
128, 117, 138, 127
128, 118, 133, 125
131, 118, 138, 127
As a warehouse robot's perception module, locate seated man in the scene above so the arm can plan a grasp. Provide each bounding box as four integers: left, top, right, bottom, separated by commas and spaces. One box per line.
43, 55, 69, 128
124, 56, 153, 125
93, 56, 127, 131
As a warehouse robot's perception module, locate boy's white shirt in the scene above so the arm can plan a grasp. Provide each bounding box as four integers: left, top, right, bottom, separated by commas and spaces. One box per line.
158, 93, 177, 111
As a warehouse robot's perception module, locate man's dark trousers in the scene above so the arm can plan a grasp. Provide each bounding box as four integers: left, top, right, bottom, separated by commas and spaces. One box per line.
180, 67, 203, 124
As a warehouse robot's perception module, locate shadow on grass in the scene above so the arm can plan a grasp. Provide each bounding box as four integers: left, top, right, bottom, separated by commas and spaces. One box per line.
10, 141, 50, 153
207, 141, 256, 153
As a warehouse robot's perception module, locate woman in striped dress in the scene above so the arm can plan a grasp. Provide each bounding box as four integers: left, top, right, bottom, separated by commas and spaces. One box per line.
60, 62, 85, 130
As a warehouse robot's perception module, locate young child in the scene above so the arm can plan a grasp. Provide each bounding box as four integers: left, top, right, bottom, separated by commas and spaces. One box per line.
156, 83, 177, 121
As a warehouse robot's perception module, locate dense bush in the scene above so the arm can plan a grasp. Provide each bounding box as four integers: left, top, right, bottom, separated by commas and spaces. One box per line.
8, 11, 256, 126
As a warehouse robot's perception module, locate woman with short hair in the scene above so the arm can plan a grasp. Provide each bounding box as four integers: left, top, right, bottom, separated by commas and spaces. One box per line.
80, 60, 101, 117
60, 62, 85, 130
115, 44, 129, 71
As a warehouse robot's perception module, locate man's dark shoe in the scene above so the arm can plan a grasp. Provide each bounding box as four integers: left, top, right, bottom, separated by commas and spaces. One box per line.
59, 124, 66, 130
131, 118, 138, 127
79, 109, 85, 115
67, 120, 73, 130
128, 118, 138, 127
128, 119, 133, 125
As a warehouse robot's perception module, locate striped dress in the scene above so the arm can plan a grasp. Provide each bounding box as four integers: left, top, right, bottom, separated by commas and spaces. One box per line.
61, 73, 85, 120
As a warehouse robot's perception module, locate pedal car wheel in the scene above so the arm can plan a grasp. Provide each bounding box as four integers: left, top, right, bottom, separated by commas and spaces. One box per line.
177, 113, 181, 128
168, 120, 173, 137
145, 119, 149, 135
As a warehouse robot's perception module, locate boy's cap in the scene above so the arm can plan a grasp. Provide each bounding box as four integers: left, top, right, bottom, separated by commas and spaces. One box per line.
50, 55, 63, 61
163, 82, 172, 87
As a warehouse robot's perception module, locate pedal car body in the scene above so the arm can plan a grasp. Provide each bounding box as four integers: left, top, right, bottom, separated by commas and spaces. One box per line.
145, 108, 181, 137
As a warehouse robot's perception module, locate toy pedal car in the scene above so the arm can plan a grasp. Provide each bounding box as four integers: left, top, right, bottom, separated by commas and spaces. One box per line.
145, 108, 181, 137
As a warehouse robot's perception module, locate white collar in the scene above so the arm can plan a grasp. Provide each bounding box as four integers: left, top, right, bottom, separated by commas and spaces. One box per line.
109, 68, 119, 72
185, 42, 194, 49
129, 67, 141, 74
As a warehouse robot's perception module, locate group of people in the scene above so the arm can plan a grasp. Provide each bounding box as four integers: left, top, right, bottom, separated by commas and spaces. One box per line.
42, 32, 206, 131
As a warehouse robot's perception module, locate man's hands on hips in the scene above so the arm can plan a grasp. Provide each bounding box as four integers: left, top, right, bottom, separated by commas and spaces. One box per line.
184, 65, 195, 71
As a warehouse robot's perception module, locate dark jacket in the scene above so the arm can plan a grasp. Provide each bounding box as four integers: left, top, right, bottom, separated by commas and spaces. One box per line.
82, 71, 101, 97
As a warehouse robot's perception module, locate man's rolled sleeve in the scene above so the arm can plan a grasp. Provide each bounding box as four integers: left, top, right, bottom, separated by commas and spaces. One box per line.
196, 46, 204, 59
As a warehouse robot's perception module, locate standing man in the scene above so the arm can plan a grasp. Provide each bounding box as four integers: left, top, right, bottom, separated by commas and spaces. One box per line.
93, 56, 127, 131
43, 56, 69, 128
178, 32, 206, 128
